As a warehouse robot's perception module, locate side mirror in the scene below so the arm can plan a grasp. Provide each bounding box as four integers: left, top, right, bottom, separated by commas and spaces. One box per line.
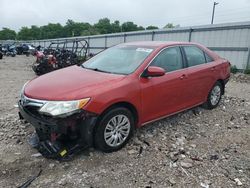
142, 66, 165, 78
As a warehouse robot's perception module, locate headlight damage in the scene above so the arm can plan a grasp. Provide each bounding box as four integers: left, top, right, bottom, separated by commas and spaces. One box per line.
19, 86, 97, 160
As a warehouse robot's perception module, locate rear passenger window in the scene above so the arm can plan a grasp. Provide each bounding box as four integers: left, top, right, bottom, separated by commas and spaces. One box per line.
204, 53, 214, 63
151, 47, 183, 72
183, 46, 206, 67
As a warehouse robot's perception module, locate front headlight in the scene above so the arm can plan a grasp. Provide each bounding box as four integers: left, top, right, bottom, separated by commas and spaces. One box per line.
39, 98, 90, 116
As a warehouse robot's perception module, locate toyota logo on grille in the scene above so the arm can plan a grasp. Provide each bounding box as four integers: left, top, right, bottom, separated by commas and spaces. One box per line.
20, 95, 45, 107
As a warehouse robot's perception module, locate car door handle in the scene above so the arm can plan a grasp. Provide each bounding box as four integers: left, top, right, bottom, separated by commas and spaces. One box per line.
180, 74, 187, 80
211, 67, 216, 71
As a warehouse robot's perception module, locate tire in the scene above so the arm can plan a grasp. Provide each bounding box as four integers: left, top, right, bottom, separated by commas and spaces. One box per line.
204, 81, 223, 109
94, 107, 135, 152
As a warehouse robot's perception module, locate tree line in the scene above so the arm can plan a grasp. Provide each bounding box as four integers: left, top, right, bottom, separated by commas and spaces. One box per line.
0, 18, 176, 41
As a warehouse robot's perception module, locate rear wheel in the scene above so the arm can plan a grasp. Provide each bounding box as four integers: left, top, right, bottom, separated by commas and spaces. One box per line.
94, 107, 134, 152
204, 81, 223, 109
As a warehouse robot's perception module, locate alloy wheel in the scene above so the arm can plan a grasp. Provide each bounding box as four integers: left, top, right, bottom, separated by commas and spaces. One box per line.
210, 85, 221, 106
104, 115, 131, 147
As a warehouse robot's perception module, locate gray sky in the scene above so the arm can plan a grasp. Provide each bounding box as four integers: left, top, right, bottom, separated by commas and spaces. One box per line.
1, 0, 250, 31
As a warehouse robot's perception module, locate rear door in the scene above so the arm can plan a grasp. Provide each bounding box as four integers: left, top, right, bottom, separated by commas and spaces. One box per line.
181, 45, 218, 105
140, 46, 190, 123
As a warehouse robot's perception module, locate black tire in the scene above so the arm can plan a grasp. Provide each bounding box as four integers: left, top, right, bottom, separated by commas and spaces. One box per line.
204, 81, 223, 109
94, 107, 135, 152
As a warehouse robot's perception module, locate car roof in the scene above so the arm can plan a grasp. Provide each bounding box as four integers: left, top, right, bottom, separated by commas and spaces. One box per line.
118, 41, 198, 48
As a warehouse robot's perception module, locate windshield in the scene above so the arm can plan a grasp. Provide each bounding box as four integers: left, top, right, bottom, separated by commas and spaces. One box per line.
82, 46, 154, 75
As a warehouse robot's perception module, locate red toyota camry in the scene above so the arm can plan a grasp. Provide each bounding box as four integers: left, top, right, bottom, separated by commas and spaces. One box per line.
19, 41, 230, 158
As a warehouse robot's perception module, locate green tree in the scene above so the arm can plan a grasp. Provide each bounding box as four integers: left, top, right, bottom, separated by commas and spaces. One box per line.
94, 18, 113, 34
121, 22, 144, 32
40, 23, 64, 39
30, 25, 41, 39
1, 19, 172, 41
137, 26, 145, 31
164, 23, 175, 29
17, 27, 32, 40
64, 19, 92, 37
146, 25, 159, 30
111, 20, 121, 33
81, 25, 99, 36
0, 28, 16, 40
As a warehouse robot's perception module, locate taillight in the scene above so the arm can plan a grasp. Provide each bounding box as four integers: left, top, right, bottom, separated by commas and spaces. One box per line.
223, 59, 231, 74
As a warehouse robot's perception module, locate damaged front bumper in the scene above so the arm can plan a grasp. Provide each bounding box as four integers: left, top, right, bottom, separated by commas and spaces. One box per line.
18, 100, 98, 159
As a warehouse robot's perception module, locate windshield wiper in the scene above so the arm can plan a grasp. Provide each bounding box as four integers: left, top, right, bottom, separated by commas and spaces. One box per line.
81, 65, 112, 74
90, 68, 112, 73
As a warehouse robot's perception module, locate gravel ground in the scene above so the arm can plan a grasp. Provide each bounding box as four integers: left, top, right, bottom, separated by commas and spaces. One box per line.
0, 56, 250, 188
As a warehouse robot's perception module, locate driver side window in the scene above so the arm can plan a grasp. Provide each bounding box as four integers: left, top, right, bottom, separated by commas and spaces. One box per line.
151, 47, 183, 72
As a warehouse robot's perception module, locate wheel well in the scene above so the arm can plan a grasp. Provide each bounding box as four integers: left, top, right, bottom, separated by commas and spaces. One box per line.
100, 102, 139, 125
91, 102, 138, 148
217, 79, 225, 95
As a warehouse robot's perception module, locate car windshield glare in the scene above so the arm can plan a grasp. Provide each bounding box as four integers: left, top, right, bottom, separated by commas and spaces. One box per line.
82, 46, 154, 75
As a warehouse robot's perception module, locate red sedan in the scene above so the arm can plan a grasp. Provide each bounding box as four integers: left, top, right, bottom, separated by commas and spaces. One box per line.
19, 41, 230, 158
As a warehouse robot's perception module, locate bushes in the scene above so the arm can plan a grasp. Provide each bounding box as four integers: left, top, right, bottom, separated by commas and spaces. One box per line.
230, 65, 238, 74
230, 64, 250, 75
244, 69, 250, 74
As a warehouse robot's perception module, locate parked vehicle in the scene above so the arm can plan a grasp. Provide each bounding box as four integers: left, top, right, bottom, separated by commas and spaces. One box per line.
0, 44, 3, 59
16, 44, 36, 56
16, 44, 29, 55
1, 43, 17, 57
32, 39, 89, 75
18, 41, 230, 159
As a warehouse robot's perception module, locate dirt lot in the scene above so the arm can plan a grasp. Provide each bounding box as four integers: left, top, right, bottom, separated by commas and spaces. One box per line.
0, 56, 250, 188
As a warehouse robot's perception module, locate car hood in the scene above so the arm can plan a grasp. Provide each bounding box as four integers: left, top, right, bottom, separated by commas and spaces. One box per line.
24, 65, 126, 100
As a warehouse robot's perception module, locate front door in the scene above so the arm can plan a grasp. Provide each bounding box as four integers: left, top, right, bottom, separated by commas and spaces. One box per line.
140, 46, 190, 123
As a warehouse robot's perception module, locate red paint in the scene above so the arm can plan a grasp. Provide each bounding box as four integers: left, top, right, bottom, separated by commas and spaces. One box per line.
24, 41, 230, 127
145, 66, 165, 77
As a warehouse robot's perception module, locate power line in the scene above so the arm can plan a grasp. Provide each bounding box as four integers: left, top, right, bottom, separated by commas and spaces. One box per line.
158, 5, 250, 23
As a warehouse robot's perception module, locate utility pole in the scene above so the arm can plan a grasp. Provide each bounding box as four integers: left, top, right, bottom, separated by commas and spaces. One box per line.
211, 2, 219, 24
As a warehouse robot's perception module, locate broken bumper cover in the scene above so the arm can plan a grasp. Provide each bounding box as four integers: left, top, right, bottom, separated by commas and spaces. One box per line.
18, 101, 98, 159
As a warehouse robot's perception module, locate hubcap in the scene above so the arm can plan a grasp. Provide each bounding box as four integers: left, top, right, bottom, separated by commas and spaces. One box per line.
210, 85, 221, 106
104, 115, 130, 147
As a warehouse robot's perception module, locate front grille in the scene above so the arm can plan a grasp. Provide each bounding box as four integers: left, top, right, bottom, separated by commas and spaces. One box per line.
20, 94, 46, 117
23, 105, 41, 117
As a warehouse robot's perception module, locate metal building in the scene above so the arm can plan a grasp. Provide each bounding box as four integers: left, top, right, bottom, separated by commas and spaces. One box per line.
17, 21, 250, 70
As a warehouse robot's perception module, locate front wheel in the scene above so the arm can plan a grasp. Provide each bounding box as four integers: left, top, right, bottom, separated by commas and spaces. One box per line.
94, 107, 135, 152
204, 81, 223, 109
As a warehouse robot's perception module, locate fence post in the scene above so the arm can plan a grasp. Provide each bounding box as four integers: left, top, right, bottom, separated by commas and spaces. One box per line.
123, 33, 126, 43
104, 36, 107, 49
188, 28, 193, 42
87, 37, 90, 56
246, 46, 250, 70
151, 31, 155, 41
